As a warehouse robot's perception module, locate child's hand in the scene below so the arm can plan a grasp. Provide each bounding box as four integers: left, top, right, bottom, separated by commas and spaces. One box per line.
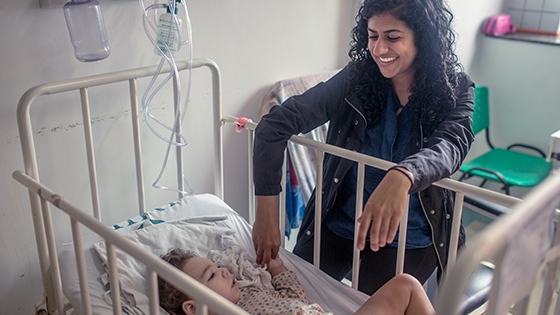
267, 256, 288, 277
268, 256, 284, 269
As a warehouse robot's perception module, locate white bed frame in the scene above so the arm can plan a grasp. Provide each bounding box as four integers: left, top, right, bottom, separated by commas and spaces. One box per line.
13, 58, 557, 315
437, 169, 560, 315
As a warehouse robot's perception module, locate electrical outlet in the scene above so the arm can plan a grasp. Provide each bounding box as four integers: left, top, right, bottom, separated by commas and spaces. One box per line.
40, 0, 68, 8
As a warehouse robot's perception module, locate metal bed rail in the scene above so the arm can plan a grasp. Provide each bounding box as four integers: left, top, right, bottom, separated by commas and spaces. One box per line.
13, 170, 248, 315
221, 114, 523, 291
16, 59, 223, 314
437, 169, 560, 315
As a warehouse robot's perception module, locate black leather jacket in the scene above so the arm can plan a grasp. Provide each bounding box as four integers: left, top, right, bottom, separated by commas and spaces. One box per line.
254, 66, 475, 274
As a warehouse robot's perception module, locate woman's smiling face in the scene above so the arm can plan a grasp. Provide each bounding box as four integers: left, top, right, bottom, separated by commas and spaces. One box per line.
367, 13, 417, 88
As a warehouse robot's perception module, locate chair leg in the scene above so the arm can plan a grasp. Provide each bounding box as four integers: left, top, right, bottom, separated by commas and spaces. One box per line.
462, 168, 512, 195
501, 183, 510, 195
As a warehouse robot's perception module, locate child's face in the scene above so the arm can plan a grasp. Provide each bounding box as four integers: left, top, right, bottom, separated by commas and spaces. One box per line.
182, 257, 242, 303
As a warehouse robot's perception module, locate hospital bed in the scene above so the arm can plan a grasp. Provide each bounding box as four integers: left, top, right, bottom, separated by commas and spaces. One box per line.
12, 58, 555, 315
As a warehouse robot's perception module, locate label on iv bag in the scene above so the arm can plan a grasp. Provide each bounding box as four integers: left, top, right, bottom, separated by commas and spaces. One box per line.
155, 13, 182, 56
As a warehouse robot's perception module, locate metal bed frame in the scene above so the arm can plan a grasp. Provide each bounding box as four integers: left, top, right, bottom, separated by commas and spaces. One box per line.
437, 169, 560, 314
13, 58, 548, 315
14, 58, 245, 315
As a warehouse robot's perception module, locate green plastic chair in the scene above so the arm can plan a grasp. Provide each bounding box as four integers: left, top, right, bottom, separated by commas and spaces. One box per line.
459, 86, 552, 194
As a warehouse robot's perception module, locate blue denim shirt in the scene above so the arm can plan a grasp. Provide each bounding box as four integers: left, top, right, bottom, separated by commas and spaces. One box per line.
325, 87, 432, 248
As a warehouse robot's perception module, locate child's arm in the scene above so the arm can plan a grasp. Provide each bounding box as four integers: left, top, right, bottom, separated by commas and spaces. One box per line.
267, 256, 288, 277
267, 257, 308, 303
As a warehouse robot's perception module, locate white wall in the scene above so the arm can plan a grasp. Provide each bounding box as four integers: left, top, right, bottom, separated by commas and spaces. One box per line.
2, 0, 559, 314
468, 36, 560, 152
449, 0, 560, 194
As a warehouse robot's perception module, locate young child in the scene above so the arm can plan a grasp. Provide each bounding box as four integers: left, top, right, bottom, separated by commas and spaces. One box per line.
158, 248, 435, 315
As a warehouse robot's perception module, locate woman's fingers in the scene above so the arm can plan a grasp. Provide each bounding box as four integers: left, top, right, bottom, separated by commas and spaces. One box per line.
252, 223, 280, 266
356, 212, 371, 251
376, 215, 390, 249
253, 235, 278, 266
357, 170, 410, 252
253, 195, 281, 266
387, 215, 401, 245
368, 213, 383, 252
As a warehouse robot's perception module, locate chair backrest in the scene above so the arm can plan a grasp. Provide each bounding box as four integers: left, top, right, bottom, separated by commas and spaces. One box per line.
472, 86, 490, 135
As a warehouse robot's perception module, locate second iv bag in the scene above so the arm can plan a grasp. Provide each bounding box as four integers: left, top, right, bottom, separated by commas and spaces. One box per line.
64, 0, 110, 62
154, 4, 182, 57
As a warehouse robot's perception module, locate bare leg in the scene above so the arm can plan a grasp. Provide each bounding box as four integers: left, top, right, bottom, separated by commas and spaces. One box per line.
353, 273, 436, 315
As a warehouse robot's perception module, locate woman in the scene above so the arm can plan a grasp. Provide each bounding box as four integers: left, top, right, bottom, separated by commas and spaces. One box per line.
252, 0, 474, 294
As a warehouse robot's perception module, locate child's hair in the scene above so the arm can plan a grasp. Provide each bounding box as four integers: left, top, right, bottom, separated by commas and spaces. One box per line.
158, 248, 199, 315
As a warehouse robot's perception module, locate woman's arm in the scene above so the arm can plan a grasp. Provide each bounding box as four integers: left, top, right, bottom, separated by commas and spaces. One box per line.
356, 167, 413, 251
252, 68, 347, 267
252, 195, 281, 266
399, 74, 476, 192
253, 68, 347, 196
356, 74, 475, 251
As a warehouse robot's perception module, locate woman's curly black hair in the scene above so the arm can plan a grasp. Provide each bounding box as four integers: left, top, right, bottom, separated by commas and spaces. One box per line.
347, 0, 463, 135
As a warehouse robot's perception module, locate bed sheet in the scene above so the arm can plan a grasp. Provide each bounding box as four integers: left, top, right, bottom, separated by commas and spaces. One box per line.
59, 194, 368, 315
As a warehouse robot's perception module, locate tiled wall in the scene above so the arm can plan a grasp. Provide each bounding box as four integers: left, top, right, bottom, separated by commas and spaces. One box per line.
507, 0, 560, 33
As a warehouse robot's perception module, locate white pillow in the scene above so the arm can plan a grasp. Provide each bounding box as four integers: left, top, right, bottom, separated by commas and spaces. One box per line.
92, 216, 248, 295
58, 193, 251, 315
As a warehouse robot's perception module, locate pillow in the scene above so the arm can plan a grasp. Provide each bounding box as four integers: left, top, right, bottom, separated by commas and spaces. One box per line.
92, 216, 246, 295
58, 193, 251, 315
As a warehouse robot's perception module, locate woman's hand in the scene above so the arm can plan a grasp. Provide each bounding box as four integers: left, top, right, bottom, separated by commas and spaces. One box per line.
356, 168, 413, 251
252, 195, 281, 267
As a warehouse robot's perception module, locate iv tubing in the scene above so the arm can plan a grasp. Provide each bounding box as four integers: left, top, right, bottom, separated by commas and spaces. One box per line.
139, 0, 194, 195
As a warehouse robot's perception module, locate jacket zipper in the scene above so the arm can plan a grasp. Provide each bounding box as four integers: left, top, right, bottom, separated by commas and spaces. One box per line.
417, 123, 444, 270
321, 98, 365, 212
344, 98, 367, 128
